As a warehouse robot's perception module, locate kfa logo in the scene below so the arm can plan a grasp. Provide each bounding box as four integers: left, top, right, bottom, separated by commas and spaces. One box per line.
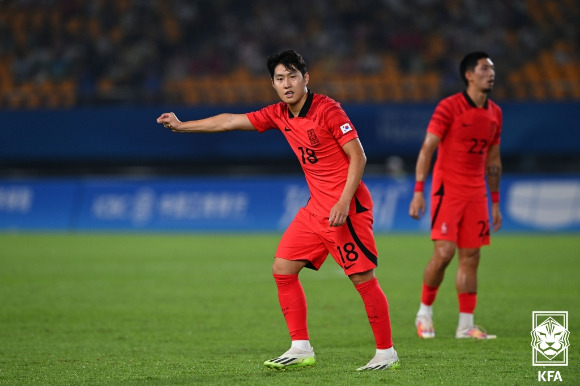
531, 311, 569, 366
537, 371, 562, 382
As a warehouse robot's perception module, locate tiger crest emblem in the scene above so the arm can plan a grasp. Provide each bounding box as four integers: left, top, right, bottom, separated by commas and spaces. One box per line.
531, 317, 570, 360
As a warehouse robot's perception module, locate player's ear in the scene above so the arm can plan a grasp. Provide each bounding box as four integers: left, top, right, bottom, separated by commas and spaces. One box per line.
465, 69, 474, 84
304, 72, 309, 86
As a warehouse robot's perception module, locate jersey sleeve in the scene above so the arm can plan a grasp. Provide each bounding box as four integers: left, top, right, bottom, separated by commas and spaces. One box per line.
426, 99, 453, 138
325, 102, 359, 146
246, 104, 279, 133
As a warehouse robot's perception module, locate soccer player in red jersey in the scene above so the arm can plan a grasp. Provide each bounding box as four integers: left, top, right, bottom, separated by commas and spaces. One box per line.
157, 50, 399, 370
409, 52, 502, 340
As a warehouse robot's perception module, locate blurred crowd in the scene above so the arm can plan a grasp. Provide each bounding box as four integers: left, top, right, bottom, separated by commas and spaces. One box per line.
0, 0, 578, 108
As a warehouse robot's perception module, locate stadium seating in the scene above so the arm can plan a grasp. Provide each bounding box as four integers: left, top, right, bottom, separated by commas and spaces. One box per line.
0, 0, 578, 108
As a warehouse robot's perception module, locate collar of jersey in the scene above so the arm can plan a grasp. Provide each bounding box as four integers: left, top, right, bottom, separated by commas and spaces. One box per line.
288, 89, 314, 119
462, 90, 488, 109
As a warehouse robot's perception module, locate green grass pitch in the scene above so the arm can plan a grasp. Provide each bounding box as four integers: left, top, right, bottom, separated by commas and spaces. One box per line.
1, 233, 578, 385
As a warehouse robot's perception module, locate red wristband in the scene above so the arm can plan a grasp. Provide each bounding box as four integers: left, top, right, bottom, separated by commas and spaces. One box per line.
491, 191, 499, 203
414, 181, 425, 193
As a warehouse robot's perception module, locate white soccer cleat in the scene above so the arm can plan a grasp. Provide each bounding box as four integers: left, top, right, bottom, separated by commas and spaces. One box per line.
357, 350, 400, 371
416, 314, 435, 339
455, 325, 496, 340
263, 346, 316, 369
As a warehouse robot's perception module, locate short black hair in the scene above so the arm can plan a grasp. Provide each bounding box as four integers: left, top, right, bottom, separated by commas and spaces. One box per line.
266, 50, 308, 79
459, 52, 490, 85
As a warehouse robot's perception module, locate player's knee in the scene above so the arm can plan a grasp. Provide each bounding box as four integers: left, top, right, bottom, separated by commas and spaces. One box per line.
433, 243, 456, 263
271, 258, 287, 275
348, 269, 375, 285
272, 257, 306, 275
458, 248, 481, 265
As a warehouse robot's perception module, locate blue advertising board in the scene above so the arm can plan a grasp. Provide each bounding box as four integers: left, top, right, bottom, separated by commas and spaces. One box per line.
0, 179, 80, 230
1, 175, 579, 233
1, 102, 578, 163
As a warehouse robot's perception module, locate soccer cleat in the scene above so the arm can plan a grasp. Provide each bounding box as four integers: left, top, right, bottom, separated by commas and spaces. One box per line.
357, 350, 400, 371
263, 346, 316, 369
415, 314, 435, 339
455, 325, 497, 340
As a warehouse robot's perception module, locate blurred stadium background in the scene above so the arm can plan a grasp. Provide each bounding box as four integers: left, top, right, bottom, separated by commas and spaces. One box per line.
1, 0, 579, 107
0, 0, 579, 232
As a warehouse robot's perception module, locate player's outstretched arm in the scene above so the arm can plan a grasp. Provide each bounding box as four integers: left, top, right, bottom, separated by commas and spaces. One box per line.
409, 132, 440, 219
156, 112, 256, 133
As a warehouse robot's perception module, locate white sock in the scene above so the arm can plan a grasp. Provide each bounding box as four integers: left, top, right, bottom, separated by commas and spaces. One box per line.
376, 347, 396, 357
291, 340, 312, 351
417, 303, 433, 316
458, 312, 474, 330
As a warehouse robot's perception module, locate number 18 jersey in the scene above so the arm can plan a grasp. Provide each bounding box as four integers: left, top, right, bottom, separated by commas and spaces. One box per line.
247, 90, 373, 217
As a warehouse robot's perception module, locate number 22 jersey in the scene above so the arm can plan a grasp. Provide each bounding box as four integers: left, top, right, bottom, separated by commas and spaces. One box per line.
427, 91, 502, 200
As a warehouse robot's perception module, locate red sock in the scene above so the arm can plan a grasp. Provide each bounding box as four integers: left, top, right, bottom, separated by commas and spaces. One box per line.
355, 277, 393, 349
273, 274, 309, 341
421, 283, 439, 306
458, 292, 477, 314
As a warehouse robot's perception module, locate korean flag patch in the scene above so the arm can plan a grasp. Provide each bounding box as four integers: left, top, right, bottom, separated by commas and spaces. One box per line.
340, 123, 353, 134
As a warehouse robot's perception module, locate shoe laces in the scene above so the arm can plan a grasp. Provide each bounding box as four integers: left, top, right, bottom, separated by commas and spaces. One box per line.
282, 346, 314, 357
464, 325, 488, 338
417, 315, 434, 330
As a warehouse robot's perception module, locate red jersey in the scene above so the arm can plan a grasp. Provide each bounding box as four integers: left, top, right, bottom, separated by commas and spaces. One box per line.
427, 91, 502, 199
247, 91, 373, 217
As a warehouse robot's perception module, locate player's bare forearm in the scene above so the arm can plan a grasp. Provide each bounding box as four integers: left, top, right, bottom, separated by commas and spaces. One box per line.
340, 153, 366, 204
415, 150, 432, 183
486, 164, 501, 192
156, 112, 255, 133
330, 139, 366, 227
415, 133, 439, 183
486, 145, 502, 231
486, 145, 502, 192
409, 149, 431, 220
341, 139, 366, 203
409, 133, 439, 220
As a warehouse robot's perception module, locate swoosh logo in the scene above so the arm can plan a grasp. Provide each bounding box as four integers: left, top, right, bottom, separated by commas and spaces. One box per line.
344, 263, 355, 270
284, 127, 291, 131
